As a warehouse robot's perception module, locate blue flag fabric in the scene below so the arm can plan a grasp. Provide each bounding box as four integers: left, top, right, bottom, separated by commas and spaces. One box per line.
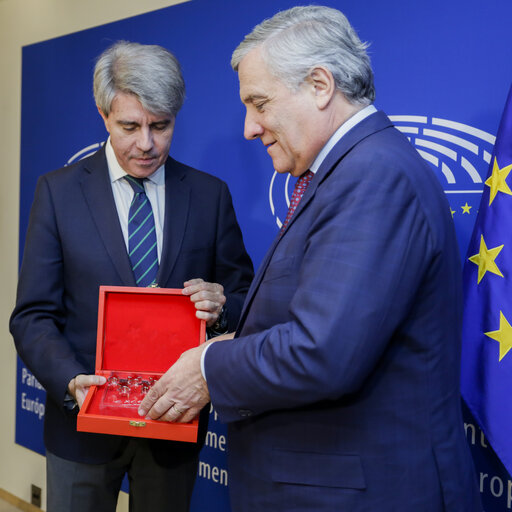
461, 85, 512, 477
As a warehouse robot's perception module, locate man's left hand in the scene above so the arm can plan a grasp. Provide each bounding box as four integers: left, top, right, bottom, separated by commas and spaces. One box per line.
182, 278, 226, 328
138, 342, 211, 423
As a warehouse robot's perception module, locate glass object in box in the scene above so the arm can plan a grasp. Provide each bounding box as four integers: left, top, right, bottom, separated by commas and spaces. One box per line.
100, 371, 160, 417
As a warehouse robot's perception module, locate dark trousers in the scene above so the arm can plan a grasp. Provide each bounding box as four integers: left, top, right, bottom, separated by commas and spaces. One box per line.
46, 438, 198, 512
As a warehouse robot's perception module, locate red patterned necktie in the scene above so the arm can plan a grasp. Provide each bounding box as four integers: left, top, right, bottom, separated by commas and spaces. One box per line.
280, 170, 314, 234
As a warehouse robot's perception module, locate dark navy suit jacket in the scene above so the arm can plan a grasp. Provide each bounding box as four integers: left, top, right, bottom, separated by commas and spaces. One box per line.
205, 112, 481, 511
10, 146, 254, 464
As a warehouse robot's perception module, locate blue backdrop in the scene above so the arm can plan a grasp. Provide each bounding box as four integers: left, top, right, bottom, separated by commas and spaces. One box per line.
16, 0, 512, 510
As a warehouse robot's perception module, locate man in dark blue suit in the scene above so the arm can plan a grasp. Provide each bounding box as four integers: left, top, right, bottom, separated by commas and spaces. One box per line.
139, 6, 481, 511
10, 41, 253, 512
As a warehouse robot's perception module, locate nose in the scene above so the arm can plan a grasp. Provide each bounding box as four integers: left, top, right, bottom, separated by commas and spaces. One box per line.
136, 127, 154, 153
244, 112, 264, 140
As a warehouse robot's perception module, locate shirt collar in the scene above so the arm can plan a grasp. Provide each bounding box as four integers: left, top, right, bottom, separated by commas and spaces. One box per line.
105, 137, 165, 185
309, 104, 377, 174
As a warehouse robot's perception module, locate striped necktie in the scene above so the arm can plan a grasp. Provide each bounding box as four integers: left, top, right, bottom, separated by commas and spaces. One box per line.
280, 170, 314, 234
124, 176, 159, 287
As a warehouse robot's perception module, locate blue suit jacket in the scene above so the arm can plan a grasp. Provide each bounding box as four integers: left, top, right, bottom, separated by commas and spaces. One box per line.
205, 112, 481, 511
10, 146, 254, 464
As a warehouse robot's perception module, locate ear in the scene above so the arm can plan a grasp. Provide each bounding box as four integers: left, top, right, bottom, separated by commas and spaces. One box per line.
308, 66, 336, 110
97, 105, 110, 132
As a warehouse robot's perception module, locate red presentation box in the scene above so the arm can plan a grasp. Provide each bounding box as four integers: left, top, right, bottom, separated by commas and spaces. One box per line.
77, 286, 205, 442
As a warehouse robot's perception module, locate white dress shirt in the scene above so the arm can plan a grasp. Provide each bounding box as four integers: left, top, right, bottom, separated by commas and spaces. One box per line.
105, 137, 166, 261
309, 104, 377, 175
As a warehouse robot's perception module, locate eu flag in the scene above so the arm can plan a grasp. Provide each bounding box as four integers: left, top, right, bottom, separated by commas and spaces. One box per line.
461, 85, 512, 477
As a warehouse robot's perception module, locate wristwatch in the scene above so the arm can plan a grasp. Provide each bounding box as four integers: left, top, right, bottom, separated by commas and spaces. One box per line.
209, 306, 228, 335
63, 392, 78, 412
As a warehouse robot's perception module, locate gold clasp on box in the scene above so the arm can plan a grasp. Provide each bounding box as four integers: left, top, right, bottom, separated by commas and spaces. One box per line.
129, 420, 146, 428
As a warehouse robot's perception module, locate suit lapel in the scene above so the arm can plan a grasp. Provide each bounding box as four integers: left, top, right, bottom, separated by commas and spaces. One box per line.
237, 111, 393, 332
235, 232, 281, 333
80, 147, 135, 285
157, 158, 191, 287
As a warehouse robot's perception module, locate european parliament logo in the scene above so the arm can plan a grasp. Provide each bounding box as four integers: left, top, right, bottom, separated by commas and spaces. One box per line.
66, 141, 105, 165
268, 115, 496, 229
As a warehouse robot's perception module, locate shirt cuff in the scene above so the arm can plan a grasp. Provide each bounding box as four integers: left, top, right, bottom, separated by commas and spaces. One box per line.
200, 343, 212, 381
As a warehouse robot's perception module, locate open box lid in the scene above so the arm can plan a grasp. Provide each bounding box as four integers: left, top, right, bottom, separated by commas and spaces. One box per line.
96, 286, 206, 374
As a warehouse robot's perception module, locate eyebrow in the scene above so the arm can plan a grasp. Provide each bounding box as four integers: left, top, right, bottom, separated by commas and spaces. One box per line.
150, 120, 171, 127
242, 93, 268, 104
116, 119, 171, 127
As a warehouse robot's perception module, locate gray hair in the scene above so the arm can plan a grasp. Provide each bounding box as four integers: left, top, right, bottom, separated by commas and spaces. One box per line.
231, 5, 375, 105
93, 41, 185, 117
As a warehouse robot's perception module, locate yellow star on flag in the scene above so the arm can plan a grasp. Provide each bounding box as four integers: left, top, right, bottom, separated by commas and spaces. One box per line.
450, 208, 455, 218
468, 234, 504, 284
484, 157, 512, 205
485, 311, 512, 361
461, 202, 472, 214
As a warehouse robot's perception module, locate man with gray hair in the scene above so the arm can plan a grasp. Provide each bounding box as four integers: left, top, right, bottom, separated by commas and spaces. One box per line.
139, 6, 481, 511
10, 41, 253, 511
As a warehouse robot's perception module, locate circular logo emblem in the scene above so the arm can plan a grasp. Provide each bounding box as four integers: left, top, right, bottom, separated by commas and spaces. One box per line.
66, 141, 105, 165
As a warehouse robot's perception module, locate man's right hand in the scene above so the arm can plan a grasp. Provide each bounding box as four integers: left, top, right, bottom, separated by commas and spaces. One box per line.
68, 374, 106, 409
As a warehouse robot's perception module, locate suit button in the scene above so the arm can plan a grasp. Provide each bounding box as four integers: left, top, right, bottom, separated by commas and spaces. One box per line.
239, 409, 253, 417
